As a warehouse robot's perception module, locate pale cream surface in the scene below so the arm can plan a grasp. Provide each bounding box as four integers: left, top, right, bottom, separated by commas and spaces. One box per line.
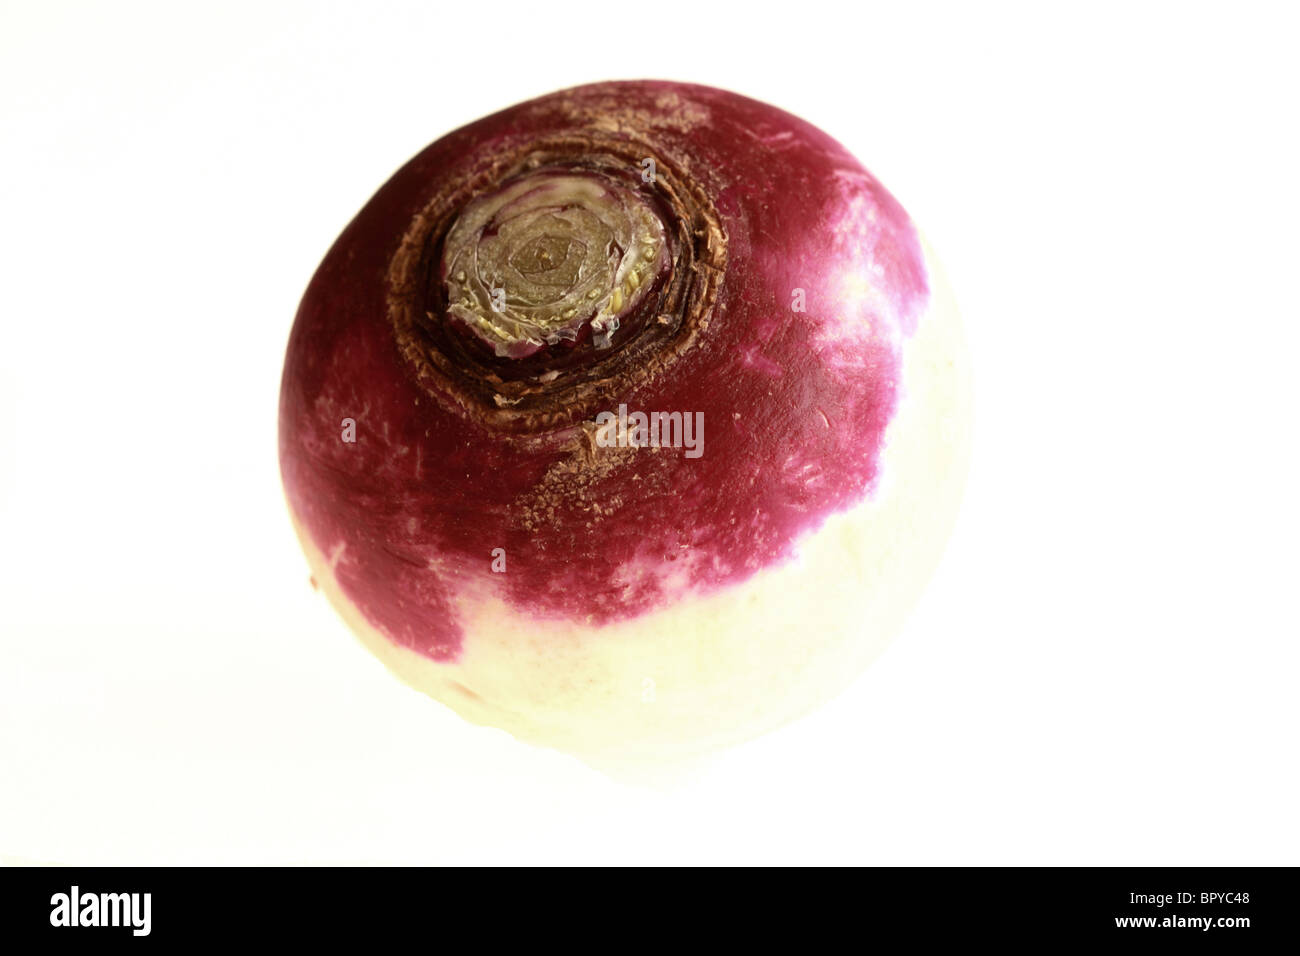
291, 239, 971, 773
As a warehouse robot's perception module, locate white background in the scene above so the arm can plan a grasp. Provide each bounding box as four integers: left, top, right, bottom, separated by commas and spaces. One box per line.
2, 0, 1297, 865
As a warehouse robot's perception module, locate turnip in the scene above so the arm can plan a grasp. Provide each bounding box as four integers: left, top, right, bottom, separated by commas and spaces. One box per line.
279, 80, 970, 769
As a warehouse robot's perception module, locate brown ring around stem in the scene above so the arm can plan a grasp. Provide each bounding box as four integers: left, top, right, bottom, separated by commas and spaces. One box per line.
387, 132, 728, 435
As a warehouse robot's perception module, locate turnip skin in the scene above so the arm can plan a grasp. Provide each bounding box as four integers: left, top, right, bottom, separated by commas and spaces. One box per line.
279, 81, 970, 766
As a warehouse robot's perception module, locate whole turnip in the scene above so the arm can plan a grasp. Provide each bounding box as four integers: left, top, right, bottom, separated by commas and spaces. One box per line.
279, 80, 970, 769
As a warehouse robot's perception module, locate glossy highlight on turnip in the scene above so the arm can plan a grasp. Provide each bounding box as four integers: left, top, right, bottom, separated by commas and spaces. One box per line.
278, 80, 970, 769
